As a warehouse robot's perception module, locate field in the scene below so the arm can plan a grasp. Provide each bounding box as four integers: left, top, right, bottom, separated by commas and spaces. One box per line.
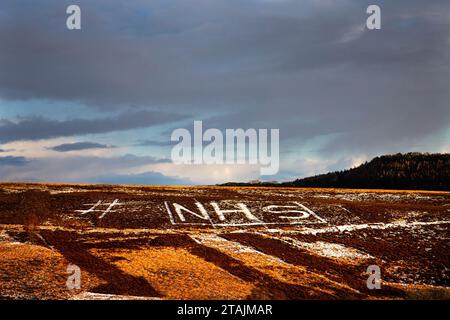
0, 183, 449, 300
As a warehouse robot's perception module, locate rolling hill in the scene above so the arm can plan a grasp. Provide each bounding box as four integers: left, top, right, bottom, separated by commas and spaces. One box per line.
222, 153, 450, 191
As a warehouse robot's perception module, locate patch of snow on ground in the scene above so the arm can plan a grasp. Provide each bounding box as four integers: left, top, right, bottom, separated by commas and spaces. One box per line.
0, 230, 24, 246
295, 220, 450, 235
191, 234, 260, 253
0, 230, 11, 241
70, 292, 161, 300
190, 234, 286, 264
282, 237, 373, 260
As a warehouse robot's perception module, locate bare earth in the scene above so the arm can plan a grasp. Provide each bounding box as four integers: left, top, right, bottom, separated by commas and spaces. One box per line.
0, 183, 448, 300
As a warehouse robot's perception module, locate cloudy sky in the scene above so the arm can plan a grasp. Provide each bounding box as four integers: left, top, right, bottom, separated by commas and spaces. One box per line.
0, 0, 449, 185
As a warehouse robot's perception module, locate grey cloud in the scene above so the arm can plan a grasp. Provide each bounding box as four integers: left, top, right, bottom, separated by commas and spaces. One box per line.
136, 139, 172, 147
1, 0, 449, 109
0, 154, 170, 183
0, 110, 186, 143
0, 0, 448, 164
0, 156, 28, 166
50, 142, 114, 152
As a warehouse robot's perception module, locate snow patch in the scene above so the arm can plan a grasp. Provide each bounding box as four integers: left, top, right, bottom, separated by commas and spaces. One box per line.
190, 234, 286, 264
282, 238, 373, 260
70, 292, 161, 300
295, 220, 450, 235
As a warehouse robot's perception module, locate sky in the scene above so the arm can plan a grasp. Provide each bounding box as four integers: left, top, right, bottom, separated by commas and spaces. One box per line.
0, 0, 449, 185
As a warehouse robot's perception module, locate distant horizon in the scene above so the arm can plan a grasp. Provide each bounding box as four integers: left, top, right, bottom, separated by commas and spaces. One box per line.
1, 151, 447, 187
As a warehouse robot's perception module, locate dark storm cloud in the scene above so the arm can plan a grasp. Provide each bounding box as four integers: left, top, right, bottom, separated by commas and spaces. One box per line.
0, 0, 449, 157
0, 110, 186, 143
136, 139, 171, 147
0, 156, 28, 166
50, 141, 113, 152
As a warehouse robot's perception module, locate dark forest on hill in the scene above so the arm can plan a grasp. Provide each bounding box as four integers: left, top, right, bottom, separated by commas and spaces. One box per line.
221, 153, 450, 191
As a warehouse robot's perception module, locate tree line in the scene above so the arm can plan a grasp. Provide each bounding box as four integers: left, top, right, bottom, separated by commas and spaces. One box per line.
221, 153, 450, 191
